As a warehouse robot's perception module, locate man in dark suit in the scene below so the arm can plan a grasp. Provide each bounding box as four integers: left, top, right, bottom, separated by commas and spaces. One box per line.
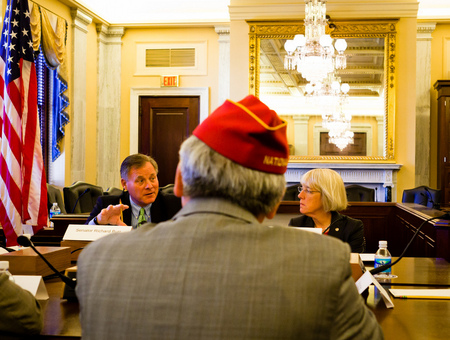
85, 154, 181, 228
77, 96, 382, 339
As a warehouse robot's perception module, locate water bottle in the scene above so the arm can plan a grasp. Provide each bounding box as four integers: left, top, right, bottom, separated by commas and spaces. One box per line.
0, 261, 15, 282
49, 202, 61, 218
374, 240, 392, 277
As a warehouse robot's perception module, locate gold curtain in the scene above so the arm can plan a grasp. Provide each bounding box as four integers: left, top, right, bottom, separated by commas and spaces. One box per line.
29, 1, 68, 79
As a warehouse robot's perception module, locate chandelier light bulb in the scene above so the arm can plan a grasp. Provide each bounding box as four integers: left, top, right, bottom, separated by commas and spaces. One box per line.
334, 39, 347, 52
293, 34, 306, 47
305, 83, 314, 94
331, 81, 340, 92
341, 83, 350, 94
284, 40, 297, 53
319, 34, 332, 48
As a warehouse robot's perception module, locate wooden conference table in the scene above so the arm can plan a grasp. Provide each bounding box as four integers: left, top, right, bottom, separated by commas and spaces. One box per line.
33, 257, 450, 340
365, 257, 450, 340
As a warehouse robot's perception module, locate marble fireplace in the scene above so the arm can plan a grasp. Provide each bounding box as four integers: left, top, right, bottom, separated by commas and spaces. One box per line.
285, 163, 402, 202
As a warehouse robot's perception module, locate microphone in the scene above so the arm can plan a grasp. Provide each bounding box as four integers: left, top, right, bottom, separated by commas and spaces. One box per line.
70, 188, 91, 214
16, 236, 77, 289
370, 212, 450, 275
419, 192, 429, 206
424, 187, 438, 209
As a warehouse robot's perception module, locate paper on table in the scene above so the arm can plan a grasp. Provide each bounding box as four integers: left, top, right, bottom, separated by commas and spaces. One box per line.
389, 288, 450, 299
13, 275, 49, 300
359, 253, 375, 262
356, 270, 394, 308
290, 227, 323, 234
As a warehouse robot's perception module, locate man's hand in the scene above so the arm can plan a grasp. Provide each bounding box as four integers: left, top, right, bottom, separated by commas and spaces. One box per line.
96, 204, 129, 226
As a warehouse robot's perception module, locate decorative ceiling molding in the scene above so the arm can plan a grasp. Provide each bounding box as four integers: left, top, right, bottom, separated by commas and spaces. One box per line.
229, 1, 419, 21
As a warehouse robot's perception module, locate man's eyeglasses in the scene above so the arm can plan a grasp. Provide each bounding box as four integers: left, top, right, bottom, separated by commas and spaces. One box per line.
297, 185, 320, 195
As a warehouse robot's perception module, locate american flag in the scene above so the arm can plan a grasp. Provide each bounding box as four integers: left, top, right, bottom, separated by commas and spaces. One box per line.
0, 0, 48, 246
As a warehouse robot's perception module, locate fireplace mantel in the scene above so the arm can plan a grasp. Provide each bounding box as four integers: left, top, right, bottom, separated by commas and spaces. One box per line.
285, 163, 402, 202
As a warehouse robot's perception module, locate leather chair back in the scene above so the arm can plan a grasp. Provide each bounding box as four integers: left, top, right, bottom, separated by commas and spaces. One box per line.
63, 181, 104, 214
282, 184, 300, 201
104, 187, 123, 196
345, 184, 375, 202
47, 184, 67, 214
402, 186, 441, 208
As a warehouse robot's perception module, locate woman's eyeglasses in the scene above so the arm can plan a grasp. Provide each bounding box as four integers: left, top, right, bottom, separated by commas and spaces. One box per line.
297, 185, 320, 195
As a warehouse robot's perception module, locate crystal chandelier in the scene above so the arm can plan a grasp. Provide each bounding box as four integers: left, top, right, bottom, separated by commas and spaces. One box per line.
283, 0, 353, 150
284, 0, 347, 84
323, 107, 354, 151
318, 74, 354, 151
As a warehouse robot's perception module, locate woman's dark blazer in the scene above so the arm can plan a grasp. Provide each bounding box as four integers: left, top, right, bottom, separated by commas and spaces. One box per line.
288, 211, 366, 253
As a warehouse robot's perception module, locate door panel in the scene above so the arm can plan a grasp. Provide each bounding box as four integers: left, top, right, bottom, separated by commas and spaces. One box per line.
139, 96, 199, 186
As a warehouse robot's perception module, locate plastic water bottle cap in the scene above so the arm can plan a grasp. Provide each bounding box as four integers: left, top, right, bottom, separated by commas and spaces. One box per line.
0, 261, 10, 270
379, 240, 388, 248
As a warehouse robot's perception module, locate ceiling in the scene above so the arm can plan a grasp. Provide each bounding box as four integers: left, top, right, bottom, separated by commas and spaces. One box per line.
77, 1, 449, 25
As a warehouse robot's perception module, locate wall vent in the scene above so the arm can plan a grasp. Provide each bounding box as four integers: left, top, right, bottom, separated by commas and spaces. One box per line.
136, 42, 207, 76
146, 48, 195, 68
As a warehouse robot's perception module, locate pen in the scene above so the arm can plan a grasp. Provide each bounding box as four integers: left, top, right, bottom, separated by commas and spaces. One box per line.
119, 199, 123, 221
397, 295, 450, 300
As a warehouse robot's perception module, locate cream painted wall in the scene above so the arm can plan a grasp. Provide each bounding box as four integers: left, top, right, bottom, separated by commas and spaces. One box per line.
430, 23, 450, 189
229, 20, 250, 100
119, 27, 220, 163
84, 22, 98, 184
395, 18, 417, 200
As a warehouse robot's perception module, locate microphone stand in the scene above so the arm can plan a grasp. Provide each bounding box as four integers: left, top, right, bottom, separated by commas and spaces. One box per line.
424, 187, 439, 210
370, 212, 450, 275
70, 188, 90, 214
16, 236, 77, 289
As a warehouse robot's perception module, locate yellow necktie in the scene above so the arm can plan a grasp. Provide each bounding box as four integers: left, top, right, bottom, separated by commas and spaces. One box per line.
137, 208, 146, 227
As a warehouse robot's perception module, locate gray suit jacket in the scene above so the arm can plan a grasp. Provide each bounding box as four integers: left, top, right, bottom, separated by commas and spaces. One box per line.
0, 273, 43, 336
76, 198, 383, 340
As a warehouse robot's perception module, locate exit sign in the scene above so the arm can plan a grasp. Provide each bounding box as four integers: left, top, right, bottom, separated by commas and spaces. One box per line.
161, 75, 179, 87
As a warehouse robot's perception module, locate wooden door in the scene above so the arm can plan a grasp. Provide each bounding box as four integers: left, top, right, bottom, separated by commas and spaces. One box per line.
139, 96, 199, 186
434, 80, 450, 207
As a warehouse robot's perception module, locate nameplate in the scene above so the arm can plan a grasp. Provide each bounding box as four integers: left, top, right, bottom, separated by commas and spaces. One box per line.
62, 225, 132, 241
290, 227, 323, 234
356, 271, 394, 308
13, 275, 49, 300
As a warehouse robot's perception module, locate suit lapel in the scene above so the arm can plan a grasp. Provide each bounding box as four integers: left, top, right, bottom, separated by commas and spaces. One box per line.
120, 192, 133, 226
150, 191, 163, 223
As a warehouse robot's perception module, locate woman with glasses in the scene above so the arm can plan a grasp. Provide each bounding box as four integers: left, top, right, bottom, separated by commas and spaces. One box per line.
288, 168, 365, 253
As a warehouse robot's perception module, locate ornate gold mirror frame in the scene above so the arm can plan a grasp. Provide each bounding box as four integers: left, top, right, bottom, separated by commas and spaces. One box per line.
248, 20, 397, 162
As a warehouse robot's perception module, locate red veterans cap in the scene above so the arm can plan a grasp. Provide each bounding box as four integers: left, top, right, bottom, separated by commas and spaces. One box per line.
193, 95, 289, 174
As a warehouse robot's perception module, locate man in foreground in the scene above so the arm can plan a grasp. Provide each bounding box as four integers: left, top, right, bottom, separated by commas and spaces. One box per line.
85, 154, 181, 228
0, 272, 43, 336
76, 95, 383, 339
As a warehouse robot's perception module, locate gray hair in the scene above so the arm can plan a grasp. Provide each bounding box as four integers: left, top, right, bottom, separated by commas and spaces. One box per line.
179, 136, 286, 216
120, 154, 158, 180
301, 168, 348, 212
